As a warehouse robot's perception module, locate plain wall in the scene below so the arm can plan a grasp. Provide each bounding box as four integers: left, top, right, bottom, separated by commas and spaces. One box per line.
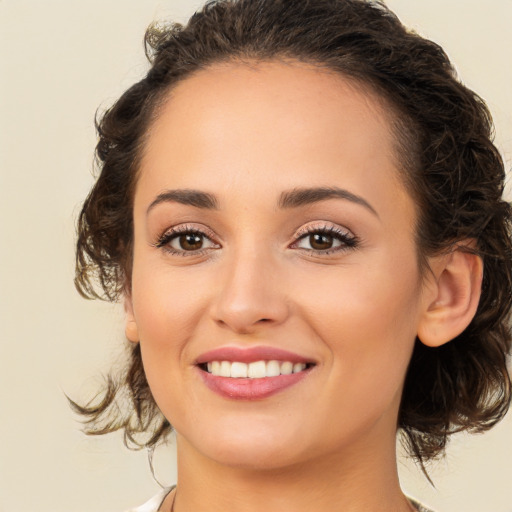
0, 1, 511, 511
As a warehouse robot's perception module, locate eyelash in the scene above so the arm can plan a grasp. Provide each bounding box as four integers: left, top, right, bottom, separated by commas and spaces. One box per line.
154, 224, 219, 257
292, 224, 359, 254
154, 223, 359, 256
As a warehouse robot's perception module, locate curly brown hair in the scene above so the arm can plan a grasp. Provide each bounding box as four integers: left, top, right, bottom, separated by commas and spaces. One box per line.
73, 0, 512, 468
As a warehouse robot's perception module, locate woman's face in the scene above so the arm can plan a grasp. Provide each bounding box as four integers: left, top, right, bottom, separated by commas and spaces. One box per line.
128, 61, 429, 469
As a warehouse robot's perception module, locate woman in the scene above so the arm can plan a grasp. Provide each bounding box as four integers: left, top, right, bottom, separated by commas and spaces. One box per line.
73, 1, 512, 511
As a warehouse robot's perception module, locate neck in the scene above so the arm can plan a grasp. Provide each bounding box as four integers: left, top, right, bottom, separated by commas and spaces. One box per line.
167, 422, 413, 512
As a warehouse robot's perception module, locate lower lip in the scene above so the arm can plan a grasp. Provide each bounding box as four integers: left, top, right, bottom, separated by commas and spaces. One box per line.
198, 368, 311, 400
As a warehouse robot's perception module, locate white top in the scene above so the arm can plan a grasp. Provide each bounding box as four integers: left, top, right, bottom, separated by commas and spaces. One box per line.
125, 488, 173, 512
126, 488, 435, 512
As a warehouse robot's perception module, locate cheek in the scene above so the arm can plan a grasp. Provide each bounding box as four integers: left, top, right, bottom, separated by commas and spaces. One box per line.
132, 264, 209, 347
297, 273, 420, 442
293, 251, 422, 392
298, 256, 420, 343
132, 270, 208, 426
130, 264, 214, 411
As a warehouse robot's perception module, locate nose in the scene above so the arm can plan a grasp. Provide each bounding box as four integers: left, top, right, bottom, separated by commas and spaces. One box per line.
210, 249, 290, 334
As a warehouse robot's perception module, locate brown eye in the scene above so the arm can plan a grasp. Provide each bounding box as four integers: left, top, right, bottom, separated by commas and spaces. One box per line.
159, 230, 218, 253
156, 226, 219, 255
294, 227, 357, 253
177, 233, 204, 251
309, 233, 334, 250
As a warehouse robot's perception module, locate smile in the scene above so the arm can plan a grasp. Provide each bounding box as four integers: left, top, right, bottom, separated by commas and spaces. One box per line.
202, 360, 309, 379
196, 347, 315, 400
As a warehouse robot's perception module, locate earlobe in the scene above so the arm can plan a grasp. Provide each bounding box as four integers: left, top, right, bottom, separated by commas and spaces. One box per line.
417, 248, 483, 348
124, 295, 140, 343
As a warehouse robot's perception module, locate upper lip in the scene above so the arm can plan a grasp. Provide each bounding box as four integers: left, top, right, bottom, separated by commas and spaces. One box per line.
195, 346, 314, 365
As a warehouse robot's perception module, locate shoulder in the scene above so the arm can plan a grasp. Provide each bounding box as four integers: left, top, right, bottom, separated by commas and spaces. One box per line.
126, 489, 432, 512
124, 487, 174, 512
409, 497, 436, 512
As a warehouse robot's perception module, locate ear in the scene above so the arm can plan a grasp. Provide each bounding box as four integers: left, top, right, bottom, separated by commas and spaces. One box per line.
417, 246, 483, 347
124, 294, 140, 343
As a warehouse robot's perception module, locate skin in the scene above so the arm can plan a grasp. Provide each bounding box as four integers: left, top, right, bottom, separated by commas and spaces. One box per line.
125, 61, 482, 512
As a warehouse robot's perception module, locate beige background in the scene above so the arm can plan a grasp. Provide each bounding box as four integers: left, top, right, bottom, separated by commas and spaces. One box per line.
1, 1, 511, 511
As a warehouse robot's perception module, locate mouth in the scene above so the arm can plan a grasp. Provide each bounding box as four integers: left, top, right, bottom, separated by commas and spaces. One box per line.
198, 360, 314, 378
195, 347, 316, 400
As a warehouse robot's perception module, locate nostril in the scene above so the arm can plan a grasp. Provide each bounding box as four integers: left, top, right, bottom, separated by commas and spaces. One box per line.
210, 286, 290, 333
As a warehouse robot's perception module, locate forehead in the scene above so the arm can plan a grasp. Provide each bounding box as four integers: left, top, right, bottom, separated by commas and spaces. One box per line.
144, 60, 396, 165
137, 60, 412, 218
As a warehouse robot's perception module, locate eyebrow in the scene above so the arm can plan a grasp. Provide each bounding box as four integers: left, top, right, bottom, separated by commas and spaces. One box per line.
146, 186, 378, 218
147, 189, 219, 214
278, 187, 378, 217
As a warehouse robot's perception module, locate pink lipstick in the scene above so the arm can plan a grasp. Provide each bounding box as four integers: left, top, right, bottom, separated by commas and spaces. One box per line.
195, 346, 315, 400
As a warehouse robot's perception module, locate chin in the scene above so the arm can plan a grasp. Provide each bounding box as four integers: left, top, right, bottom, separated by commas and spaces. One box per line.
207, 443, 304, 471
181, 420, 310, 471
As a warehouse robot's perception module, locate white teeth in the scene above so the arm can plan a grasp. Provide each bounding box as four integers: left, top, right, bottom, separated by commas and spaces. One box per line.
248, 360, 266, 378
230, 362, 248, 378
266, 360, 281, 377
281, 361, 293, 375
220, 361, 231, 377
205, 360, 310, 378
293, 363, 306, 373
